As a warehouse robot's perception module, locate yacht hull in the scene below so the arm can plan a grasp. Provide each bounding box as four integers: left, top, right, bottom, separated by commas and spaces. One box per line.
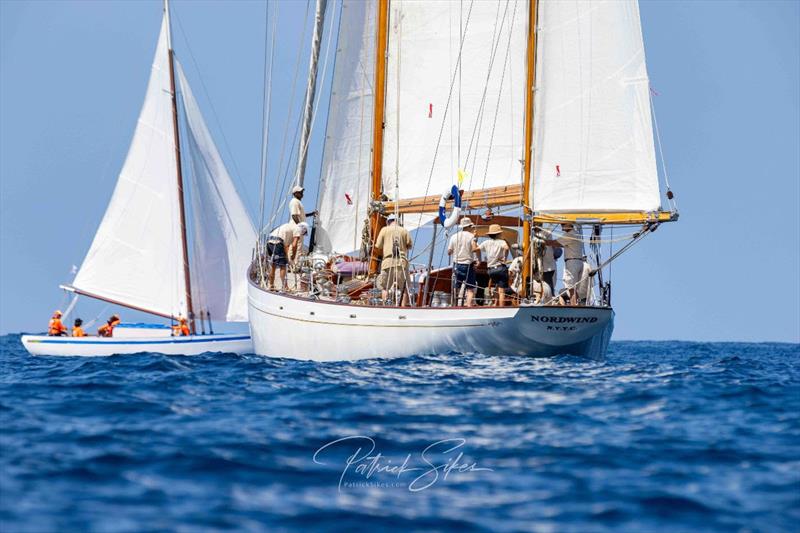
21, 334, 253, 357
247, 283, 613, 361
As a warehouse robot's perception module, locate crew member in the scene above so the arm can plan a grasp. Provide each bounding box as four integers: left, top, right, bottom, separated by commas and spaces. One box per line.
557, 223, 590, 305
48, 310, 68, 336
533, 224, 558, 296
97, 314, 121, 337
478, 224, 511, 307
266, 221, 308, 290
447, 217, 479, 306
374, 214, 413, 306
172, 316, 190, 336
72, 318, 86, 337
289, 186, 316, 224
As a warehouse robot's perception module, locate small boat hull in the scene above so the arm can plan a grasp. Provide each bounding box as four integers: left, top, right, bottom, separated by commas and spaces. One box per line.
21, 334, 253, 357
247, 283, 613, 361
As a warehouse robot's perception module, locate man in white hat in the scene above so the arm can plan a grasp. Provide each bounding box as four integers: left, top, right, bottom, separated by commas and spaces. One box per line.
374, 213, 412, 305
266, 221, 308, 290
447, 217, 480, 306
289, 185, 316, 225
478, 224, 511, 306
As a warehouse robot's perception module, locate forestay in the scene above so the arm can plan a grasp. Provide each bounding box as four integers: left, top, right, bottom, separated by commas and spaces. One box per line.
177, 62, 257, 322
72, 18, 187, 318
531, 0, 661, 213
316, 0, 377, 254
382, 0, 528, 217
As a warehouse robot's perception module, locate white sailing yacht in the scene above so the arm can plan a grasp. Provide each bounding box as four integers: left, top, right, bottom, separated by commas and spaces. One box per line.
23, 1, 256, 356
247, 0, 678, 361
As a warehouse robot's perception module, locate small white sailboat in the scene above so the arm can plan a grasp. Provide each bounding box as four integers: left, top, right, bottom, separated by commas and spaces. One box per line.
248, 0, 678, 361
23, 1, 256, 357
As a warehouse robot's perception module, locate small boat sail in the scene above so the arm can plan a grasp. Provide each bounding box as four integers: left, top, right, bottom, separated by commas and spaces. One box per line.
23, 1, 255, 356
248, 0, 678, 361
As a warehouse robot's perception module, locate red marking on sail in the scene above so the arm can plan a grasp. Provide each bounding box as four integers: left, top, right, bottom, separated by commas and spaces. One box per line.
556, 165, 561, 177
344, 193, 353, 205
428, 103, 433, 118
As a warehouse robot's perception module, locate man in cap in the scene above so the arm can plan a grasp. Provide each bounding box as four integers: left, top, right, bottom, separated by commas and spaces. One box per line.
478, 224, 511, 306
266, 221, 309, 290
374, 213, 413, 305
289, 185, 316, 225
447, 217, 480, 306
48, 310, 67, 336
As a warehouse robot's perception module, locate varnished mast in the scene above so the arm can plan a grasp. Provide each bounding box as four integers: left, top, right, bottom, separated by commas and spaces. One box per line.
368, 0, 390, 273
164, 0, 196, 333
520, 0, 539, 298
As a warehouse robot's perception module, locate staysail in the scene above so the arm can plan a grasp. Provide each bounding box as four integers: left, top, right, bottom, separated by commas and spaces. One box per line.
382, 0, 528, 210
176, 62, 257, 322
316, 0, 377, 254
72, 18, 188, 318
531, 0, 661, 213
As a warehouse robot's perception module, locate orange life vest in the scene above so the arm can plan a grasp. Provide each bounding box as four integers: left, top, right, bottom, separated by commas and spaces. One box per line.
72, 326, 86, 337
48, 318, 67, 336
97, 319, 120, 337
172, 324, 190, 336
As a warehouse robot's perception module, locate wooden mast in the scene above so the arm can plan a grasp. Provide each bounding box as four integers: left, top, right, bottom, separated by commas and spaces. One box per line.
520, 0, 538, 298
368, 0, 390, 274
164, 0, 196, 334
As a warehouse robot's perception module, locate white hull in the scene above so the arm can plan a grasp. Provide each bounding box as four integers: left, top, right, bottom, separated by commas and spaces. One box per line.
247, 283, 613, 362
21, 334, 253, 357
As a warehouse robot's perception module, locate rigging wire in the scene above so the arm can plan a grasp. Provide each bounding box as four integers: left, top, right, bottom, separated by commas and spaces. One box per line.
258, 0, 279, 233
650, 91, 678, 212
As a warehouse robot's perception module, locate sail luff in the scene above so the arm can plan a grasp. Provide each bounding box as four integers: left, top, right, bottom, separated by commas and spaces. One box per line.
164, 0, 196, 333
296, 0, 329, 187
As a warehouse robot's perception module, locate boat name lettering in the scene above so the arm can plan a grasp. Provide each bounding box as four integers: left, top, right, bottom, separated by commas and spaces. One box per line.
531, 316, 598, 324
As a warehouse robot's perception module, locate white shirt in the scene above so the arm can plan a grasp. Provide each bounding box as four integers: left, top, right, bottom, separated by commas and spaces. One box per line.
479, 238, 509, 268
270, 223, 301, 244
558, 225, 585, 260
537, 226, 556, 272
289, 197, 306, 222
448, 231, 477, 265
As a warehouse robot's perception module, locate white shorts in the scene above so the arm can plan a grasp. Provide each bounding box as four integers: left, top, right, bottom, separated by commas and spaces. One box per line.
563, 259, 590, 298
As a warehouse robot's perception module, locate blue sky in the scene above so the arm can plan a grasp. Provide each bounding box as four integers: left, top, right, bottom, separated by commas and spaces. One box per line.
1, 0, 798, 342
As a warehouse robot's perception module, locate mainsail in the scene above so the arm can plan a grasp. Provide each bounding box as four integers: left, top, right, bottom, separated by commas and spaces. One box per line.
72, 18, 187, 318
531, 0, 661, 213
177, 62, 256, 322
382, 0, 528, 207
316, 0, 377, 254
73, 13, 256, 322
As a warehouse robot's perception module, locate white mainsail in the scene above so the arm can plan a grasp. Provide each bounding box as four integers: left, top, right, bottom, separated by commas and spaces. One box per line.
316, 0, 377, 254
72, 18, 187, 318
176, 62, 256, 322
382, 0, 528, 205
531, 0, 661, 213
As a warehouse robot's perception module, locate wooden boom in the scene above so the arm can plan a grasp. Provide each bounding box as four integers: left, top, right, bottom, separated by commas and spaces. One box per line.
384, 184, 523, 215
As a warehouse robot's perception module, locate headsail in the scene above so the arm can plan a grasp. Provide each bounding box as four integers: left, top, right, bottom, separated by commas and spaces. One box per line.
531, 0, 661, 213
72, 17, 188, 318
176, 62, 257, 322
316, 0, 377, 254
382, 0, 529, 209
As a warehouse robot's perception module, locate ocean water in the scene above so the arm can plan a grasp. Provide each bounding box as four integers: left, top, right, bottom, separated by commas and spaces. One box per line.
1, 335, 798, 532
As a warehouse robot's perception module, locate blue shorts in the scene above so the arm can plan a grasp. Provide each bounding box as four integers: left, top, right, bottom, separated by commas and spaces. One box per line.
488, 265, 509, 289
266, 239, 288, 267
454, 263, 476, 289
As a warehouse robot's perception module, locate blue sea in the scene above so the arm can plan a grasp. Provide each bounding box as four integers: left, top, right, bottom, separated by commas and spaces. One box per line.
1, 335, 798, 532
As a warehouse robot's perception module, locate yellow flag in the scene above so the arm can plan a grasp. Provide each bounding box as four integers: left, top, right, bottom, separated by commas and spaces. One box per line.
457, 169, 466, 188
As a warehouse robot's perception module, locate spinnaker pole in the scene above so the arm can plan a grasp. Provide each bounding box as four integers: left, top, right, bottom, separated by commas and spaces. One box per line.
295, 0, 328, 187
164, 0, 196, 333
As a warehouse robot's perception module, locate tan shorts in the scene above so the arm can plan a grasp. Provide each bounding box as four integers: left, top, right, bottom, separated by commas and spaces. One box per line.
379, 265, 408, 294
